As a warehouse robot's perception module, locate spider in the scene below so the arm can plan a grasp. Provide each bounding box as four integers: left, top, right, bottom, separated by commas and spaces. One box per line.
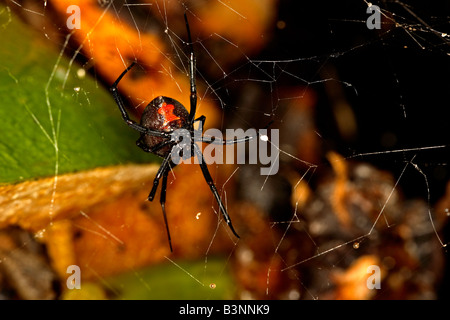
110, 13, 251, 252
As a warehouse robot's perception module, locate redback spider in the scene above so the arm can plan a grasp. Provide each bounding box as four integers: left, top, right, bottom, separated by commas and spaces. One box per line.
110, 13, 252, 251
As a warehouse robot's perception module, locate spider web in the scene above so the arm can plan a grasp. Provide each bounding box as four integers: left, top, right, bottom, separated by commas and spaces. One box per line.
1, 0, 449, 300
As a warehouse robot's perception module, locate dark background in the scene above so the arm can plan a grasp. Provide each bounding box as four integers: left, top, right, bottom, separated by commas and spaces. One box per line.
271, 0, 450, 298
267, 0, 450, 201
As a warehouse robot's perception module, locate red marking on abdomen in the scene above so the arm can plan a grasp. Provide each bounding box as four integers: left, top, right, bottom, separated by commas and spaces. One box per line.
158, 102, 180, 128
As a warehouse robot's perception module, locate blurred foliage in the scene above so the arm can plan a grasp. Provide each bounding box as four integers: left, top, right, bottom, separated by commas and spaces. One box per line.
0, 4, 152, 184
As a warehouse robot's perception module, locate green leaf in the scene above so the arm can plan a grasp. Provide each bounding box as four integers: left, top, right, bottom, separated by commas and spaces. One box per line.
103, 258, 235, 300
0, 6, 152, 184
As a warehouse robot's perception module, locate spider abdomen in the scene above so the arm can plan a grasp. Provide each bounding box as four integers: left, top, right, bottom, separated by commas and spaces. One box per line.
136, 96, 190, 157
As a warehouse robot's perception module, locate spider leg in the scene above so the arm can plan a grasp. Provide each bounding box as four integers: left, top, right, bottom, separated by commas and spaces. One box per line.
137, 139, 174, 153
194, 115, 206, 123
195, 119, 277, 145
110, 62, 170, 139
160, 169, 173, 252
184, 13, 197, 124
192, 143, 240, 239
148, 153, 172, 201
198, 135, 253, 145
192, 115, 253, 145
